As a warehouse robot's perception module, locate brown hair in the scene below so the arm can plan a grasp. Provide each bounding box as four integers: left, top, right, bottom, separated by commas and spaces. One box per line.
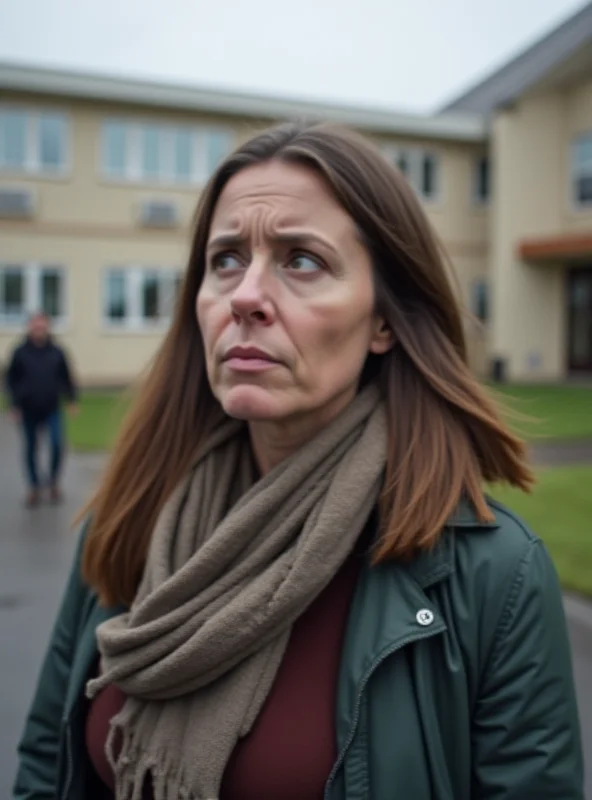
82, 121, 534, 607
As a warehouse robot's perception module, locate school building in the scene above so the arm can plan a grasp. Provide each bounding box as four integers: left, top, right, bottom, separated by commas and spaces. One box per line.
1, 1, 591, 385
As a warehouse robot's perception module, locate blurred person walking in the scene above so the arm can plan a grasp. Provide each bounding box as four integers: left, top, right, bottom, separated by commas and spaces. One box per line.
4, 311, 78, 507
13, 124, 583, 799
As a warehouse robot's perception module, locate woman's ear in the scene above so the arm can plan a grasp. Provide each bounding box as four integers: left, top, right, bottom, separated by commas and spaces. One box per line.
369, 317, 395, 355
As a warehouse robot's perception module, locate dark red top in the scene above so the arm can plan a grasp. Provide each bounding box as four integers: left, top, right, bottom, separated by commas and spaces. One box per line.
86, 540, 368, 799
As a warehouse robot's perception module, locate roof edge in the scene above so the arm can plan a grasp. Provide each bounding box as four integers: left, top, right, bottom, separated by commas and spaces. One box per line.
0, 60, 487, 142
440, 0, 592, 113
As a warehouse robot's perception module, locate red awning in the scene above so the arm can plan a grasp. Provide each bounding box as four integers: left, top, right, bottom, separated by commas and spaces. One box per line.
518, 233, 592, 261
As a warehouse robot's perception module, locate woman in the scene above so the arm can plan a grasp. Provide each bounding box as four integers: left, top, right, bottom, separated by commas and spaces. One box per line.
14, 122, 583, 800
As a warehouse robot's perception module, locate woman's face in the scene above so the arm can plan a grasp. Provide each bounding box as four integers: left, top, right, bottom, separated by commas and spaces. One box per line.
197, 160, 392, 425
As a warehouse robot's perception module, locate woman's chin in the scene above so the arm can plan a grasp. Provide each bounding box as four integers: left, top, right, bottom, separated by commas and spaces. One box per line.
220, 385, 286, 421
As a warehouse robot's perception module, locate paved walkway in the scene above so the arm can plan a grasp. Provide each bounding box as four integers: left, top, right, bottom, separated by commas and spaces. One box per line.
530, 438, 592, 467
0, 416, 591, 796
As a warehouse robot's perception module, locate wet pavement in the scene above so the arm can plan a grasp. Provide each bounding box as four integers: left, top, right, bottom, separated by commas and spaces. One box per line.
531, 438, 592, 467
1, 416, 591, 797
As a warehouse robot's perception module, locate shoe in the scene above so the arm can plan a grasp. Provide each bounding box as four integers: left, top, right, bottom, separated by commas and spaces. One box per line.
49, 485, 63, 505
25, 489, 41, 508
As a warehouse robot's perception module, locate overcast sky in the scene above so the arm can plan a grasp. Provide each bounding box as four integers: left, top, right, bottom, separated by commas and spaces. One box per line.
0, 0, 588, 113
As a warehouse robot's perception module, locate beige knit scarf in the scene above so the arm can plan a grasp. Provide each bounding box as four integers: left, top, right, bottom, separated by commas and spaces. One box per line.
86, 386, 387, 800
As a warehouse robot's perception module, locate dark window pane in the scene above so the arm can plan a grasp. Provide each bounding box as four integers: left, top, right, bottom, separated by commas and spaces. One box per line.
142, 273, 160, 319
576, 176, 592, 204
40, 270, 63, 318
421, 155, 437, 198
397, 153, 409, 176
105, 271, 127, 320
0, 268, 25, 317
472, 280, 489, 322
475, 156, 490, 202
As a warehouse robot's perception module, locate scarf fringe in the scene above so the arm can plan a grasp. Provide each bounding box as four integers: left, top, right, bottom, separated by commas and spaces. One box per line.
109, 722, 207, 800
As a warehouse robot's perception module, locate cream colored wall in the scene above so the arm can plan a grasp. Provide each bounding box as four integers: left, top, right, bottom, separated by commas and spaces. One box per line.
0, 230, 190, 384
375, 135, 490, 374
490, 92, 567, 381
490, 73, 592, 382
0, 92, 490, 383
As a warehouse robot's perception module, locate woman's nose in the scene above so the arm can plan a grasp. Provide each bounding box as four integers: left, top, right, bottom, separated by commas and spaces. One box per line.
230, 262, 274, 326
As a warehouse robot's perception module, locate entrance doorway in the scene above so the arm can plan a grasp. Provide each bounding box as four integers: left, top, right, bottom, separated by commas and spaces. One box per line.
567, 267, 592, 372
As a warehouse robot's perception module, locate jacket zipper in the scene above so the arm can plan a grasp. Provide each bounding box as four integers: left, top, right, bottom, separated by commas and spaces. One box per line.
323, 628, 441, 800
61, 721, 74, 800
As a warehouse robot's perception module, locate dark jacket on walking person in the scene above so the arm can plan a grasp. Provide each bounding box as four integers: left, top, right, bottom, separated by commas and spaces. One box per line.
5, 332, 77, 420
13, 122, 584, 799
4, 313, 78, 505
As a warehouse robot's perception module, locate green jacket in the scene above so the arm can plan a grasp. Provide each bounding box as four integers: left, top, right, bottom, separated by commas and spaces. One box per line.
13, 499, 584, 799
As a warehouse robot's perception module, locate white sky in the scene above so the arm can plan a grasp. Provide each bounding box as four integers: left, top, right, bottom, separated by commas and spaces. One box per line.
0, 0, 588, 113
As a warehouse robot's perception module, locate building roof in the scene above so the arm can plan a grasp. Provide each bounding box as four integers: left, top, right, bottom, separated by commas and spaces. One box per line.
441, 0, 592, 114
0, 61, 486, 143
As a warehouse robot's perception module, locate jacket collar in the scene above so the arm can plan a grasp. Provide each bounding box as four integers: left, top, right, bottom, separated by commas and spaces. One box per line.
405, 497, 499, 589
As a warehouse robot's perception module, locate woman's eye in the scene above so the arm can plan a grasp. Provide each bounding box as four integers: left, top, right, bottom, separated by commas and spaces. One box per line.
287, 254, 322, 274
211, 253, 243, 272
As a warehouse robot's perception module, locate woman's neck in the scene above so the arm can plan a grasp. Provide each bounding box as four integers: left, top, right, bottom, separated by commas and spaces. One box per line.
248, 389, 356, 475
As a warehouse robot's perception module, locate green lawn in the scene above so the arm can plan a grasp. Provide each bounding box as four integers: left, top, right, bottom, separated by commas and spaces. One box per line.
67, 392, 129, 452
491, 383, 592, 441
491, 466, 592, 597
68, 383, 592, 450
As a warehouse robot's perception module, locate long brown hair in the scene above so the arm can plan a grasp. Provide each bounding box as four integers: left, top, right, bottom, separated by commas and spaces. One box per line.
82, 121, 534, 607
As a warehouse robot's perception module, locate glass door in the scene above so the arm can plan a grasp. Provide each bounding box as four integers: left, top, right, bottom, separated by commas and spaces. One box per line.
567, 267, 592, 372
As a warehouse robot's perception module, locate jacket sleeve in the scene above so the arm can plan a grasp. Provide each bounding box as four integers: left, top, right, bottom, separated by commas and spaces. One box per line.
4, 347, 22, 407
13, 529, 88, 799
58, 348, 78, 404
472, 538, 584, 799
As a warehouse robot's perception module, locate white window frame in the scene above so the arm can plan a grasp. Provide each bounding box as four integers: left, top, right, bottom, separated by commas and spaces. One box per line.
572, 133, 592, 210
0, 105, 71, 177
381, 143, 442, 204
102, 266, 184, 332
99, 118, 235, 187
0, 263, 68, 329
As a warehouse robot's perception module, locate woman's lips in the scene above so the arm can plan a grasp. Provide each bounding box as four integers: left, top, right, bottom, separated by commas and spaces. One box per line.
222, 346, 282, 372
224, 356, 279, 372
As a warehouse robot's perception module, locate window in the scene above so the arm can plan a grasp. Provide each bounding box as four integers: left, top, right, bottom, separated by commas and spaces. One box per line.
0, 108, 68, 174
0, 266, 25, 321
473, 155, 490, 204
421, 154, 437, 199
40, 268, 65, 318
573, 134, 592, 207
205, 129, 234, 175
0, 110, 27, 168
39, 115, 67, 171
382, 144, 440, 201
104, 270, 128, 322
102, 121, 128, 178
141, 126, 166, 180
471, 279, 489, 323
140, 271, 161, 320
173, 129, 193, 182
0, 264, 66, 325
101, 118, 234, 185
103, 268, 183, 329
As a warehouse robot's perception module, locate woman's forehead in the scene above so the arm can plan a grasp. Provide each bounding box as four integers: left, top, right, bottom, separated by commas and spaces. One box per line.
211, 161, 354, 234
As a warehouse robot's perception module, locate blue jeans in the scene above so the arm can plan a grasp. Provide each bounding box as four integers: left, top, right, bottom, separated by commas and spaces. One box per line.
21, 410, 64, 489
